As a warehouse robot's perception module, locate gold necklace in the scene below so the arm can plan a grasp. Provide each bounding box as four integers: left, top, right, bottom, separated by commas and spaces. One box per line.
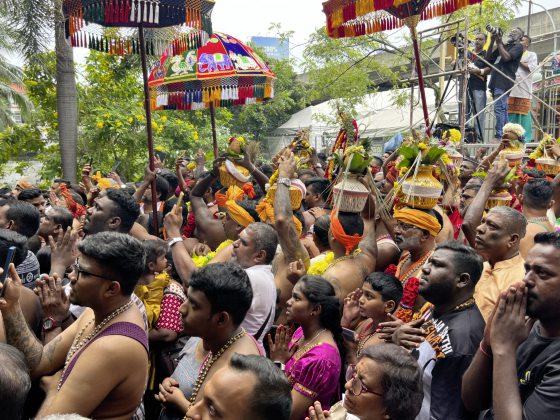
453, 297, 476, 312
57, 300, 133, 391
297, 328, 326, 349
325, 249, 361, 272
188, 328, 246, 405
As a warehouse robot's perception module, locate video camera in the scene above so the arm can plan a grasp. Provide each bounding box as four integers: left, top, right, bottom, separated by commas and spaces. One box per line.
486, 25, 503, 37
450, 33, 473, 52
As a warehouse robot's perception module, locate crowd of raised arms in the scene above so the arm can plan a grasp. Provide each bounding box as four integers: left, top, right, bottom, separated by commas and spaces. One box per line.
1, 121, 560, 420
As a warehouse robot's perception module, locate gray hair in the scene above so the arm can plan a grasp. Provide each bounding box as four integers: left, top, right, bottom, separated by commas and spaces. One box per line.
41, 415, 91, 420
488, 206, 527, 238
0, 343, 31, 420
246, 222, 279, 265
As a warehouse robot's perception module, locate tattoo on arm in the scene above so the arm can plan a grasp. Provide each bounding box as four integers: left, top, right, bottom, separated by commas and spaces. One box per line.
4, 307, 44, 371
44, 335, 63, 365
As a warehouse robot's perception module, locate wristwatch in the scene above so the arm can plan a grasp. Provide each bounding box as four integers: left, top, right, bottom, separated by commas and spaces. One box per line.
42, 316, 64, 332
168, 237, 183, 248
273, 361, 285, 371
277, 178, 292, 188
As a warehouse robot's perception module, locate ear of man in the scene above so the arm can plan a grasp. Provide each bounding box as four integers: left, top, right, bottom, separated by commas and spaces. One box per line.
456, 272, 472, 290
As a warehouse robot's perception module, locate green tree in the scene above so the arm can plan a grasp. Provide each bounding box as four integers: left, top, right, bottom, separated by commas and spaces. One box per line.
0, 0, 79, 182
0, 19, 32, 129
229, 54, 307, 143
0, 50, 233, 182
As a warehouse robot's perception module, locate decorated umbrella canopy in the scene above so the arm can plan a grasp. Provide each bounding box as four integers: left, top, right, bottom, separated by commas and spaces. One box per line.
62, 0, 215, 232
322, 0, 482, 134
148, 32, 276, 157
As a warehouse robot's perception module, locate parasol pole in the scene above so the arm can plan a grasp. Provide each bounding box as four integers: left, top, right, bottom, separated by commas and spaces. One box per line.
209, 101, 219, 158
405, 15, 431, 136
139, 24, 159, 235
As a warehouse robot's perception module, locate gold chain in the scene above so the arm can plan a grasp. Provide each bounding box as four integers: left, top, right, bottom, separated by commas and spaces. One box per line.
57, 300, 133, 391
453, 297, 476, 312
325, 249, 361, 272
188, 328, 246, 405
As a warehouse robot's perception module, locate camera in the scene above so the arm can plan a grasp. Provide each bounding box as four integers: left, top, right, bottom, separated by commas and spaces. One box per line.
486, 25, 503, 37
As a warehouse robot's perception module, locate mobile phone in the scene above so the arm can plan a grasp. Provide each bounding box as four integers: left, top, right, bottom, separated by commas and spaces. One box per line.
111, 160, 122, 173
0, 246, 16, 298
342, 327, 355, 342
88, 157, 93, 166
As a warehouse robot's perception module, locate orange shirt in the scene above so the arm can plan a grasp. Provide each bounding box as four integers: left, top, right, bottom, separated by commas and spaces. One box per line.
474, 254, 526, 321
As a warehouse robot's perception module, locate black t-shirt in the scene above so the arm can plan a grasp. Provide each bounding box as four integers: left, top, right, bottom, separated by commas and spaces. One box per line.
488, 41, 524, 92
468, 50, 489, 91
483, 323, 560, 419
413, 304, 485, 420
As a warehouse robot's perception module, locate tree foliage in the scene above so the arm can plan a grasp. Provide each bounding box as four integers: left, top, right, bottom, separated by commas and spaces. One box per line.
229, 53, 307, 144
0, 51, 233, 182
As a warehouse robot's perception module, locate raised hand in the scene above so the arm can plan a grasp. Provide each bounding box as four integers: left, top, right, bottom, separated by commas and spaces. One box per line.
49, 227, 78, 274
164, 204, 184, 238
35, 274, 70, 323
0, 264, 23, 312
342, 288, 363, 329
287, 259, 306, 284
268, 324, 296, 364
305, 401, 331, 420
278, 153, 297, 179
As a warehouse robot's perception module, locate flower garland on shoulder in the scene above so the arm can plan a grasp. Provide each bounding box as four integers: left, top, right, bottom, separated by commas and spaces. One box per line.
307, 252, 335, 276
192, 239, 234, 268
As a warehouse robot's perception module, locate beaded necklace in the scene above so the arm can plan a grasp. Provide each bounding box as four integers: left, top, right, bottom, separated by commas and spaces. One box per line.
57, 300, 133, 391
356, 322, 381, 357
188, 328, 246, 405
527, 216, 549, 223
397, 250, 433, 287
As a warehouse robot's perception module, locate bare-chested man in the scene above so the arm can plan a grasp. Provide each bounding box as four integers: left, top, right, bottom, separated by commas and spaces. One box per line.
273, 154, 377, 323
0, 231, 149, 419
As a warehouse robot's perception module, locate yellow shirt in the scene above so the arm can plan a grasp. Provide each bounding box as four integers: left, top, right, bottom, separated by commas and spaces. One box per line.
474, 254, 526, 322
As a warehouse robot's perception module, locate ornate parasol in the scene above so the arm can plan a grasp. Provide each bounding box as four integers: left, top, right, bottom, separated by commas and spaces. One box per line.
148, 32, 276, 157
62, 0, 215, 232
322, 0, 482, 134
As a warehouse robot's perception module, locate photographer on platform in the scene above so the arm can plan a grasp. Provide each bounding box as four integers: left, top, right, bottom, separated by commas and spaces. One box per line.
466, 33, 490, 142
486, 26, 524, 141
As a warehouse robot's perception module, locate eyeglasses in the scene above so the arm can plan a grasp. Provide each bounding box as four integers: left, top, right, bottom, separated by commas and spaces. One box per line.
394, 222, 418, 232
73, 259, 110, 281
346, 364, 384, 398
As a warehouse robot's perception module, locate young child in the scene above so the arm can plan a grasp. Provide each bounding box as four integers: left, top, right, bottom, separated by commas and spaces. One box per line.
342, 272, 403, 364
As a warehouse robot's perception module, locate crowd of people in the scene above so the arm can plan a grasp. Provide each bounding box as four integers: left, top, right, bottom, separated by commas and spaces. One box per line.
1, 122, 560, 420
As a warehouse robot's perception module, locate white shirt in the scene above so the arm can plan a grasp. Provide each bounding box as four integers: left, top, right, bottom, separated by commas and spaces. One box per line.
510, 50, 538, 99
241, 264, 276, 349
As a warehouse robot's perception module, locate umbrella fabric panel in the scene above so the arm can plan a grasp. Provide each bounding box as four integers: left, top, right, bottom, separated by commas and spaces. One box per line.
323, 0, 482, 38
148, 33, 275, 86
64, 0, 214, 29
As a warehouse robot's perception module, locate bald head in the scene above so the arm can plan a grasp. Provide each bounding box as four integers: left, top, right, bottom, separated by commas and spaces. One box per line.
488, 206, 527, 238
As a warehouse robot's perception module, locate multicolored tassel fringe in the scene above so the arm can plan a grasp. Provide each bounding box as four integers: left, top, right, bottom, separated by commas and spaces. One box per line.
323, 0, 483, 38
